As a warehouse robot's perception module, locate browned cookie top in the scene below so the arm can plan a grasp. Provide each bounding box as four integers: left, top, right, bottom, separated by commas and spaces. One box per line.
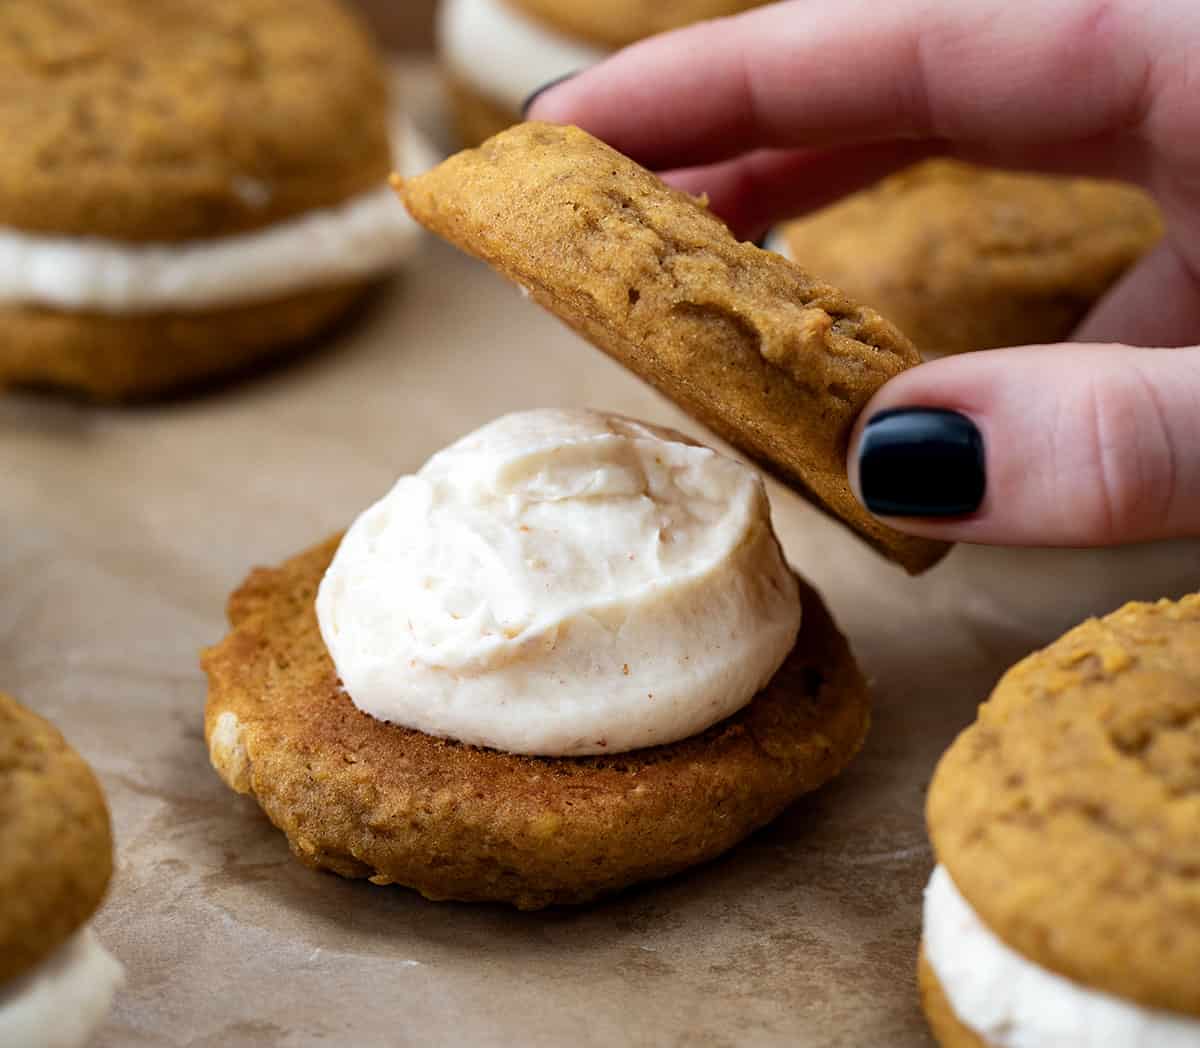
928, 594, 1200, 1017
506, 0, 769, 47
202, 535, 870, 910
0, 0, 390, 242
0, 691, 114, 984
781, 160, 1163, 356
398, 123, 948, 574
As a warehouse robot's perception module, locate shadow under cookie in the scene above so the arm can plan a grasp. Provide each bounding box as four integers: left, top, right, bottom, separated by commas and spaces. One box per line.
202, 534, 870, 910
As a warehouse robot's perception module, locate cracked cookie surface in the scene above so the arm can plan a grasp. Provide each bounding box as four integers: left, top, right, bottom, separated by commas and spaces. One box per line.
0, 0, 389, 241
398, 122, 948, 574
928, 594, 1200, 1016
202, 534, 869, 910
779, 160, 1162, 357
0, 692, 113, 984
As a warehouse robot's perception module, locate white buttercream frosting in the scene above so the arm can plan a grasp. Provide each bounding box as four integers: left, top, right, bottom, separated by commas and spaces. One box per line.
923, 865, 1200, 1047
317, 409, 801, 756
0, 928, 125, 1048
0, 118, 434, 313
438, 0, 608, 114
764, 228, 790, 261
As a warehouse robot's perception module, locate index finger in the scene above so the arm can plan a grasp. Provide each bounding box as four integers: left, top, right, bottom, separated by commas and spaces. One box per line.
528, 0, 1159, 176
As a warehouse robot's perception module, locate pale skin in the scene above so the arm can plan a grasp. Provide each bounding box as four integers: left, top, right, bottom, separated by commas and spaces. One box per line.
529, 0, 1200, 547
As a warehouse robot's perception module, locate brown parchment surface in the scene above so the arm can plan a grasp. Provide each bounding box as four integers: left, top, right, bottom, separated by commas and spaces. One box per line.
3, 60, 1199, 1048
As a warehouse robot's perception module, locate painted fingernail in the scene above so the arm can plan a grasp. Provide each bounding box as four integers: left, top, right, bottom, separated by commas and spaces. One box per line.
521, 71, 580, 118
857, 408, 985, 518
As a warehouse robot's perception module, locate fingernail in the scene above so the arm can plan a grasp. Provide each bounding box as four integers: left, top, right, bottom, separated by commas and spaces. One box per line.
857, 408, 985, 518
521, 71, 579, 118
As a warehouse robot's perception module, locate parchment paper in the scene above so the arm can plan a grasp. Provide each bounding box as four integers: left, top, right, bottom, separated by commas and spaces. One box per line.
3, 60, 1199, 1048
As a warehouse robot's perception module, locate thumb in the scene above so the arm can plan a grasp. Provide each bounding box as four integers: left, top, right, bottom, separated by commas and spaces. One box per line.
847, 345, 1200, 547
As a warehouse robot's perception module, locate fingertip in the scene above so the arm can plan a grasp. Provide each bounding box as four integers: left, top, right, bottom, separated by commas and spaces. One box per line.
522, 70, 584, 121
852, 407, 987, 520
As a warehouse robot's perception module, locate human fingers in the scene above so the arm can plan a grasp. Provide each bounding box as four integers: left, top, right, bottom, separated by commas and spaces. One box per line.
527, 0, 1164, 178
1073, 239, 1200, 348
846, 344, 1200, 546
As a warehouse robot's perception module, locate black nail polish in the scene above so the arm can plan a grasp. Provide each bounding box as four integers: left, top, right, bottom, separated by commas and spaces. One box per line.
521, 71, 580, 118
857, 408, 985, 518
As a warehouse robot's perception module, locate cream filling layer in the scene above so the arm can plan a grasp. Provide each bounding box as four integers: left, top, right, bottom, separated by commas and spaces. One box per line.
924, 865, 1200, 1047
0, 927, 125, 1048
317, 409, 802, 756
438, 0, 608, 114
0, 118, 435, 313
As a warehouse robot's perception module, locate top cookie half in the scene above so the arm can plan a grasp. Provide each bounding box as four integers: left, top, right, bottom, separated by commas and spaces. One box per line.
0, 691, 113, 984
505, 0, 769, 48
0, 0, 390, 241
398, 123, 948, 574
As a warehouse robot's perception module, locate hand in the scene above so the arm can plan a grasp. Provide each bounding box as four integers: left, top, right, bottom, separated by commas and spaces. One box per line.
528, 0, 1200, 547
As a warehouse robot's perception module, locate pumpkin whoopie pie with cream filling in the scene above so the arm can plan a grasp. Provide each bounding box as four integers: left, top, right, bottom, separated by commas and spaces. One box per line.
0, 0, 421, 399
0, 691, 123, 1048
920, 595, 1200, 1047
204, 410, 870, 908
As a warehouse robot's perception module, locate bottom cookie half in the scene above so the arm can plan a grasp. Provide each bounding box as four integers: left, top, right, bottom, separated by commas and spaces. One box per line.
919, 948, 990, 1048
0, 281, 373, 401
202, 534, 871, 909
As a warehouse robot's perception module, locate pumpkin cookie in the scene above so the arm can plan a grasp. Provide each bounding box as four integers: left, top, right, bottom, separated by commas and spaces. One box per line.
0, 0, 420, 400
204, 410, 871, 909
397, 123, 948, 573
920, 594, 1200, 1045
437, 0, 768, 145
203, 535, 868, 909
773, 160, 1162, 356
0, 692, 123, 1047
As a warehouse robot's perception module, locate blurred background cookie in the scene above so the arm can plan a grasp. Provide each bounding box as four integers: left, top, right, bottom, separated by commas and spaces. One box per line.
437, 0, 768, 146
919, 595, 1200, 1046
0, 691, 123, 1048
772, 160, 1162, 357
0, 0, 423, 400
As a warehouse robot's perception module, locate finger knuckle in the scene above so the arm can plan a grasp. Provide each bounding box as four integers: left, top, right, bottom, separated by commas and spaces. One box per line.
1070, 366, 1175, 544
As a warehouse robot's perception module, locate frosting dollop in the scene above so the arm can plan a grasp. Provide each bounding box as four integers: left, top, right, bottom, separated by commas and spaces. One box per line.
317, 409, 801, 755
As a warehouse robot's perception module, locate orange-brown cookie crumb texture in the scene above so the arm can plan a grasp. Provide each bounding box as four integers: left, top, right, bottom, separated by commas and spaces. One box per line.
0, 692, 114, 985
779, 160, 1163, 357
0, 282, 371, 401
918, 948, 988, 1048
397, 123, 948, 574
506, 0, 769, 48
928, 594, 1200, 1018
202, 535, 870, 910
0, 0, 391, 242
